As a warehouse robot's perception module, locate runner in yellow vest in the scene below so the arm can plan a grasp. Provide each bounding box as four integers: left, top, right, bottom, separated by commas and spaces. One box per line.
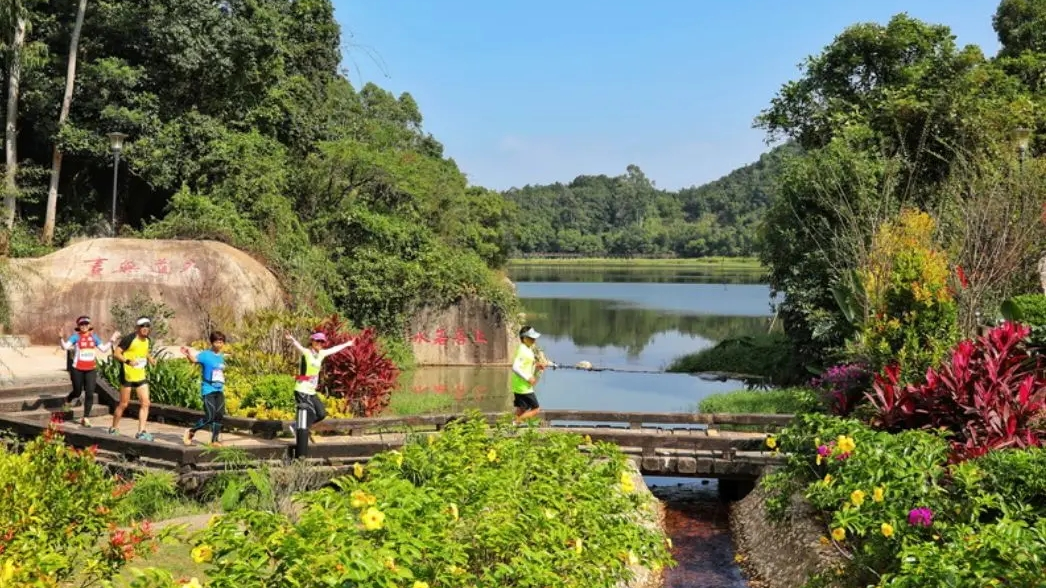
512, 326, 547, 424
285, 331, 355, 434
110, 317, 158, 440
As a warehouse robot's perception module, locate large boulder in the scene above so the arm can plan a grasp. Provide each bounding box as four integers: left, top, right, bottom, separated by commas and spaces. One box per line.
408, 296, 517, 366
3, 238, 284, 344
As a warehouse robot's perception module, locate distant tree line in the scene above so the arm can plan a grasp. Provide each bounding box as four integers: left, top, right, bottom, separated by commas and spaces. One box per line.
504, 144, 799, 258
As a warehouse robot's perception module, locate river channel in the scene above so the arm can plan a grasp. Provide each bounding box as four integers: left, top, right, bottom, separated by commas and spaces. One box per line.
410, 263, 775, 587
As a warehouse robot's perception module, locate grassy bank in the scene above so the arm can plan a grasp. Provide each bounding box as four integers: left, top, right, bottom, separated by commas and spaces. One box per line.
697, 387, 821, 415
508, 256, 764, 270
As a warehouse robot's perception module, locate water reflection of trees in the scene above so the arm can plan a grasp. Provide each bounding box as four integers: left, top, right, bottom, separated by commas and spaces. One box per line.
523, 298, 770, 356
509, 267, 767, 285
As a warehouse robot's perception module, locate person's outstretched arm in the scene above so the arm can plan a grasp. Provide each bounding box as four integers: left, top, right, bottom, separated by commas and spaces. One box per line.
59, 331, 77, 351
96, 332, 120, 353
284, 331, 309, 355
319, 339, 356, 359
181, 346, 200, 363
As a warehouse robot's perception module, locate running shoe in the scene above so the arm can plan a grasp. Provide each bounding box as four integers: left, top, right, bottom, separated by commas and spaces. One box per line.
80, 417, 91, 428
107, 427, 119, 435
183, 429, 194, 446
135, 431, 154, 442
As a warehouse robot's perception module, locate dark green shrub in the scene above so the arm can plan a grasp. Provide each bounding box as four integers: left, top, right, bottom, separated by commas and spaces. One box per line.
667, 332, 809, 387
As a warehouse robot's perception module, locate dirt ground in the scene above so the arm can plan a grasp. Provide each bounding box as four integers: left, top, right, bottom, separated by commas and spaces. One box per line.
0, 343, 176, 388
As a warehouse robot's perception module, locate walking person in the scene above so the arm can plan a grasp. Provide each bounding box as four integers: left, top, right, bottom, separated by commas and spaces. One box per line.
181, 332, 227, 446
284, 331, 355, 436
512, 326, 547, 424
58, 316, 120, 427
110, 317, 157, 440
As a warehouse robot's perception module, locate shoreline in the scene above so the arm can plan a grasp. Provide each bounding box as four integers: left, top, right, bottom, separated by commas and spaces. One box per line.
507, 257, 764, 270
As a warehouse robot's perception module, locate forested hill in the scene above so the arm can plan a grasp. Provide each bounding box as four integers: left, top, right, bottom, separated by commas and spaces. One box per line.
505, 142, 800, 257
1, 0, 516, 336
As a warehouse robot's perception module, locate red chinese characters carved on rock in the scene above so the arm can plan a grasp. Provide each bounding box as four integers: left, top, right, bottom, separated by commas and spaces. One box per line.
408, 327, 489, 346
84, 258, 199, 277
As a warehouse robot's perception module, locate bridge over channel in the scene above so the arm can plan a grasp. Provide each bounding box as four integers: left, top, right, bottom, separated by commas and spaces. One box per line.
0, 381, 792, 488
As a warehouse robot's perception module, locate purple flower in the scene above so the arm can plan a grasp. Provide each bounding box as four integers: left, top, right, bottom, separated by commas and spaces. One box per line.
908, 507, 933, 527
817, 445, 831, 457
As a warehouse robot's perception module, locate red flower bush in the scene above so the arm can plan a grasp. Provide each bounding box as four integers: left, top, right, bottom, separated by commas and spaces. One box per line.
868, 321, 1046, 460
314, 314, 400, 417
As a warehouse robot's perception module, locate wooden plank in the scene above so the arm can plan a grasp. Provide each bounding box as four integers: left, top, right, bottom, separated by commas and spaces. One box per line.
0, 412, 191, 464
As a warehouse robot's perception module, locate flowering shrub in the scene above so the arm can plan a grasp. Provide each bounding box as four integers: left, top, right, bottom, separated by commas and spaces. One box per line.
761, 414, 1046, 587
852, 209, 960, 382
133, 415, 672, 588
868, 321, 1046, 459
313, 315, 400, 417
810, 362, 872, 416
0, 426, 161, 586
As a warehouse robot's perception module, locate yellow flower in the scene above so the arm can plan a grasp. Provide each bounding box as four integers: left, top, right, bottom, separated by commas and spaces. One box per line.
819, 536, 830, 546
384, 557, 397, 571
1, 560, 17, 583
449, 503, 459, 521
574, 538, 583, 554
583, 435, 592, 445
361, 507, 385, 531
391, 451, 404, 467
850, 489, 866, 507
881, 523, 894, 538
207, 514, 221, 528
665, 537, 673, 549
873, 486, 885, 503
353, 462, 365, 479
765, 436, 777, 449
180, 579, 203, 588
191, 544, 213, 564
734, 553, 745, 563
487, 448, 498, 462
350, 490, 372, 508
620, 471, 635, 493
816, 454, 823, 465
836, 435, 856, 454
623, 551, 639, 566
823, 474, 833, 485
831, 527, 846, 542
413, 582, 430, 588
427, 434, 435, 445
448, 565, 465, 575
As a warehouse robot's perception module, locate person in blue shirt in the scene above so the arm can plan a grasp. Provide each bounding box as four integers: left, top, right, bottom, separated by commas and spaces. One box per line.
180, 331, 227, 446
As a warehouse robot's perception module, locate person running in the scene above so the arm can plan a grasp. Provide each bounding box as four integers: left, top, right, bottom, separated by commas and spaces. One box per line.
58, 316, 120, 427
181, 332, 228, 447
110, 317, 157, 440
512, 326, 547, 424
284, 331, 355, 435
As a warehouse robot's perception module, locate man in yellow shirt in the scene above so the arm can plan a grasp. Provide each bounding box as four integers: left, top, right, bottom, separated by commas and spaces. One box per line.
511, 326, 546, 424
110, 317, 157, 440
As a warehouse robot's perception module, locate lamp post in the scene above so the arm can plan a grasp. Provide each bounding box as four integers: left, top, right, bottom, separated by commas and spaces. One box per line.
1013, 127, 1031, 171
107, 132, 127, 236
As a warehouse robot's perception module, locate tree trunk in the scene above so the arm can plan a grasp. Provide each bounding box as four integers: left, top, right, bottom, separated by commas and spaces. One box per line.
43, 0, 88, 245
3, 10, 26, 230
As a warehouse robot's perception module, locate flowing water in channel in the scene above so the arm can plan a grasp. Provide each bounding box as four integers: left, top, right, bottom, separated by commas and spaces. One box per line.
409, 264, 777, 587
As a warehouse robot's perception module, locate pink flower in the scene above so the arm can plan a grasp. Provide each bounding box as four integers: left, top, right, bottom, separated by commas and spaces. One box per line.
908, 507, 933, 527
817, 445, 831, 457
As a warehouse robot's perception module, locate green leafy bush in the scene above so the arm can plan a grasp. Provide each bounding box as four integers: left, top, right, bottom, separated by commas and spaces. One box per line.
1001, 293, 1046, 326
696, 387, 823, 415
99, 354, 202, 410
762, 414, 1046, 587
109, 293, 176, 342
238, 374, 297, 413
181, 415, 673, 588
667, 332, 809, 387
0, 427, 161, 586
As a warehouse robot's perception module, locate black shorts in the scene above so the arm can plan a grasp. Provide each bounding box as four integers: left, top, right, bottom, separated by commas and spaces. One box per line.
513, 393, 540, 411
119, 377, 147, 390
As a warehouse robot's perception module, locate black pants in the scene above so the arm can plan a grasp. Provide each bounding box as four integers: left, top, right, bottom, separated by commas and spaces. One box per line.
294, 392, 327, 429
66, 369, 98, 417
190, 393, 226, 442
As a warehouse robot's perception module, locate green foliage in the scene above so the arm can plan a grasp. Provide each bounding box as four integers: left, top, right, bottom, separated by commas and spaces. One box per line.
385, 389, 455, 416
109, 293, 176, 342
696, 387, 823, 415
850, 209, 960, 381
0, 428, 161, 586
508, 147, 799, 258
115, 470, 199, 525
237, 374, 297, 414
762, 414, 1046, 587
178, 415, 673, 588
666, 332, 809, 387
1001, 293, 1046, 325
8, 0, 518, 340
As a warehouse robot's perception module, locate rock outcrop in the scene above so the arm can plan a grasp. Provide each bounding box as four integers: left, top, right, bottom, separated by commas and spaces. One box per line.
408, 296, 516, 366
3, 238, 284, 344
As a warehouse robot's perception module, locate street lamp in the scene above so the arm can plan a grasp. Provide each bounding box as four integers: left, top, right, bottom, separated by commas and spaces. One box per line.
107, 132, 128, 236
1013, 127, 1032, 169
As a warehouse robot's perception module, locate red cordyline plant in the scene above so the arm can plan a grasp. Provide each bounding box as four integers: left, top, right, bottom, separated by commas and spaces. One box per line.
314, 314, 400, 417
867, 321, 1046, 460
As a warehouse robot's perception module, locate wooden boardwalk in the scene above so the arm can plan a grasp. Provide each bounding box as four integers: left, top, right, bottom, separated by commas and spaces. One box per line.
0, 381, 792, 481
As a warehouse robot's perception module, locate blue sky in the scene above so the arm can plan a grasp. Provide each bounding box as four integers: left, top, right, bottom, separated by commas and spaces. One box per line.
332, 1, 1003, 191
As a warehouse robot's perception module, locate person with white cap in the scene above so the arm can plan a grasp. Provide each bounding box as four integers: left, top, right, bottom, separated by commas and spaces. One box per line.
58, 316, 120, 427
512, 325, 547, 424
110, 317, 158, 440
284, 330, 356, 435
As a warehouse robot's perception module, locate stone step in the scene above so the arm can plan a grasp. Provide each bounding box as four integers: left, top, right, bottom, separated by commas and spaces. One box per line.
0, 394, 69, 413
20, 404, 111, 421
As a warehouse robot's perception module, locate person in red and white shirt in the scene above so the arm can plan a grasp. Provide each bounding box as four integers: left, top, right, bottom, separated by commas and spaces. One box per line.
59, 316, 120, 427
